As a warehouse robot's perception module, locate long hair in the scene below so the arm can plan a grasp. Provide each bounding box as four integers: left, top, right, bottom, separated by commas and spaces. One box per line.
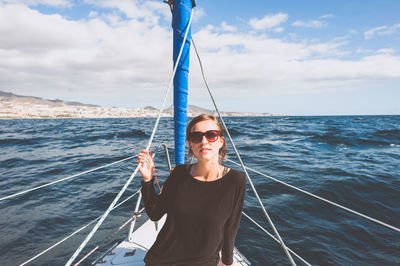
186, 114, 227, 162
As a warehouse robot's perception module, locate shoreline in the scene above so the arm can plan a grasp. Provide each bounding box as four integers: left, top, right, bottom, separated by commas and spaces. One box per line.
0, 114, 277, 120
1, 114, 399, 120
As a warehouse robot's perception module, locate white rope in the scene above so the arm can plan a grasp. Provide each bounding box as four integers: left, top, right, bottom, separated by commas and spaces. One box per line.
242, 211, 311, 266
191, 38, 296, 266
20, 189, 140, 266
228, 159, 400, 233
0, 155, 138, 202
74, 206, 146, 266
66, 9, 195, 266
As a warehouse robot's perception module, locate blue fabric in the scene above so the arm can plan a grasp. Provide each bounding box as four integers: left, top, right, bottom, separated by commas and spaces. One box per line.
173, 0, 194, 165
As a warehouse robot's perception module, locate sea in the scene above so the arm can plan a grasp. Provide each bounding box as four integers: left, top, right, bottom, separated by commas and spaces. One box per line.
0, 116, 399, 266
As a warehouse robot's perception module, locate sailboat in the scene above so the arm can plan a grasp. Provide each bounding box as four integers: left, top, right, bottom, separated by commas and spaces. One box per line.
66, 0, 255, 265
2, 1, 399, 265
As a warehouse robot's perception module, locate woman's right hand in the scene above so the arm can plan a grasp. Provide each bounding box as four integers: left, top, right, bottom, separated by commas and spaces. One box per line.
137, 149, 154, 182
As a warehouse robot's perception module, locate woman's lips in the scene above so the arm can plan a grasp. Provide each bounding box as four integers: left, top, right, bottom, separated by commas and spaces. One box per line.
200, 147, 210, 153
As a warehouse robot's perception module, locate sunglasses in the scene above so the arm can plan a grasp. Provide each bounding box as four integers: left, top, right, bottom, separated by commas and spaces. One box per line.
188, 130, 221, 144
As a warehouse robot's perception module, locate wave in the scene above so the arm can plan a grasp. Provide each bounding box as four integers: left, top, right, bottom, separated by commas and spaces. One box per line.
270, 129, 313, 137
0, 137, 48, 145
0, 158, 48, 169
226, 128, 241, 136
309, 134, 396, 148
373, 129, 400, 140
86, 129, 149, 141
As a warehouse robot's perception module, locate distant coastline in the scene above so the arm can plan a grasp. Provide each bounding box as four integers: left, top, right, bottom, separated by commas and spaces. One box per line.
0, 90, 277, 119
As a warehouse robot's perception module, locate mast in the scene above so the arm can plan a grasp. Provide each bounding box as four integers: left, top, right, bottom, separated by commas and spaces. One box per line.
172, 0, 195, 165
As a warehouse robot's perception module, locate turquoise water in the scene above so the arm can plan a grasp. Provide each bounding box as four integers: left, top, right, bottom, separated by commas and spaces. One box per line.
0, 116, 399, 265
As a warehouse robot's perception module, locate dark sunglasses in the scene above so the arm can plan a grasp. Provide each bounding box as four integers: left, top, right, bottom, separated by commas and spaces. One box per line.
188, 130, 221, 143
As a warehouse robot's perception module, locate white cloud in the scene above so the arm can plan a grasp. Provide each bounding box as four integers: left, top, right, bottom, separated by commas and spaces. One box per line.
377, 48, 395, 55
191, 27, 400, 100
292, 20, 324, 28
381, 23, 400, 35
1, 0, 72, 6
1, 2, 399, 112
193, 6, 205, 22
84, 0, 153, 20
273, 27, 284, 33
204, 21, 237, 33
364, 25, 387, 39
220, 21, 237, 32
320, 14, 334, 19
88, 11, 98, 18
364, 23, 400, 39
0, 2, 173, 106
249, 12, 288, 31
356, 47, 373, 54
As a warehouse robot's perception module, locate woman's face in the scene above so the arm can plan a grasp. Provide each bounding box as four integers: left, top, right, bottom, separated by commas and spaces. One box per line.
189, 119, 224, 163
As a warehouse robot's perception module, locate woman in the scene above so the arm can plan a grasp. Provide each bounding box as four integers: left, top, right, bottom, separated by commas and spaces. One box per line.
138, 114, 246, 266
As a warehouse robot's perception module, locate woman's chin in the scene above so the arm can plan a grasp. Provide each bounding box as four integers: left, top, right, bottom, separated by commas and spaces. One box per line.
195, 153, 217, 162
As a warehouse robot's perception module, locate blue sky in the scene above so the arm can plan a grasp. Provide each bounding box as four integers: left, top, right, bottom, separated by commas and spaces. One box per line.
0, 0, 399, 115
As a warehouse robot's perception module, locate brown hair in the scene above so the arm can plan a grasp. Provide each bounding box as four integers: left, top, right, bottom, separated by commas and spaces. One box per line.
186, 114, 227, 162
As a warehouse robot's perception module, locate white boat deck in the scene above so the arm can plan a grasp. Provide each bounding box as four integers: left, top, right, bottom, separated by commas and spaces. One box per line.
95, 215, 250, 265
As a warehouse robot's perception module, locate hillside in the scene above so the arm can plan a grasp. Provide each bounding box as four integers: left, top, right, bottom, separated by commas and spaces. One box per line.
0, 90, 271, 118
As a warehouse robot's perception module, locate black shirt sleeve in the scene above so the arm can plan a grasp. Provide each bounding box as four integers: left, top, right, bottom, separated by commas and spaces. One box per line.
141, 168, 176, 221
221, 172, 246, 265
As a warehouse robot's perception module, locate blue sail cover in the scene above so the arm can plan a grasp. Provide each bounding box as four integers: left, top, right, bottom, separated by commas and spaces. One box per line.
173, 0, 194, 165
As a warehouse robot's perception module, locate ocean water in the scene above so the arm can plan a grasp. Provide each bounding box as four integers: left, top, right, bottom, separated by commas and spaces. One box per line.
0, 116, 399, 266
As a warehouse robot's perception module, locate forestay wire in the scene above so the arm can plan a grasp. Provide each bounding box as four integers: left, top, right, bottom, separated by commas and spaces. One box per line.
65, 8, 195, 266
229, 159, 400, 233
0, 155, 138, 202
191, 38, 297, 266
20, 189, 141, 266
242, 212, 311, 266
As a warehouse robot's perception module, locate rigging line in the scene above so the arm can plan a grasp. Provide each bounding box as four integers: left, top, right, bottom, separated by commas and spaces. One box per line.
0, 155, 138, 202
20, 189, 141, 266
242, 212, 311, 266
228, 159, 400, 233
191, 38, 296, 266
66, 8, 195, 266
74, 207, 146, 266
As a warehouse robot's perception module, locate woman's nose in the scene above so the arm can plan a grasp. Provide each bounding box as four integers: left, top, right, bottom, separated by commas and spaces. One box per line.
201, 135, 208, 144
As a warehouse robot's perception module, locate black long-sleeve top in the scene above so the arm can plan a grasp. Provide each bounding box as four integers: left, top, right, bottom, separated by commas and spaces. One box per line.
141, 164, 246, 265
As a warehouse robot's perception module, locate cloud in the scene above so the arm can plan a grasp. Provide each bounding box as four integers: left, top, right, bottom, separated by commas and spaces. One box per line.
1, 2, 399, 112
292, 14, 334, 28
356, 47, 373, 54
383, 23, 400, 34
273, 27, 284, 33
292, 19, 324, 28
1, 0, 72, 6
377, 48, 395, 55
88, 11, 98, 18
191, 26, 400, 100
364, 23, 400, 39
364, 25, 387, 39
193, 6, 205, 22
0, 2, 173, 106
320, 14, 334, 19
220, 21, 237, 32
249, 12, 288, 31
204, 21, 237, 33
